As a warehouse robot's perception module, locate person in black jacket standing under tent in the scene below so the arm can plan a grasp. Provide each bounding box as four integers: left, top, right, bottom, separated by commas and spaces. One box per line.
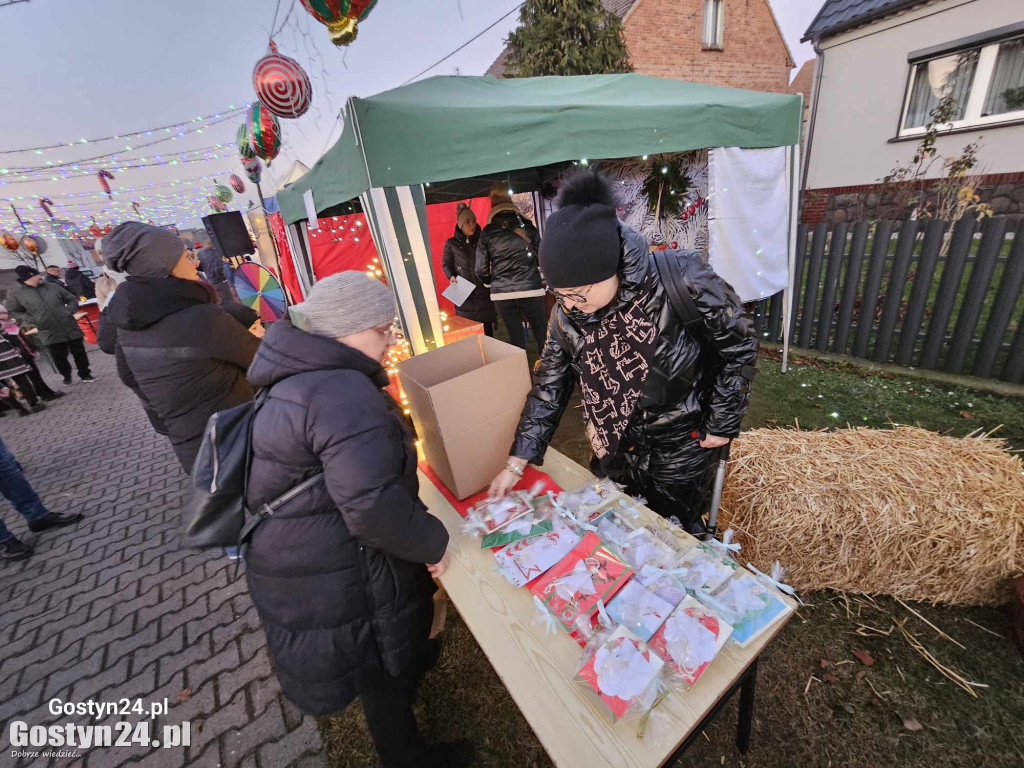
244, 271, 471, 768
97, 222, 259, 472
489, 170, 758, 535
442, 203, 498, 336
475, 184, 545, 351
64, 264, 96, 300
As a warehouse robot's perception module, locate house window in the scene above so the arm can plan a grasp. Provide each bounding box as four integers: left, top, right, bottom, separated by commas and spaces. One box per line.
703, 0, 724, 51
900, 33, 1024, 135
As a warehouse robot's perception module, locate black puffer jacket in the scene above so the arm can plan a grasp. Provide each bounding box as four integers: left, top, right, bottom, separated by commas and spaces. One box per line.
475, 207, 543, 298
442, 224, 495, 323
65, 267, 96, 299
245, 318, 449, 716
511, 225, 757, 503
97, 277, 258, 470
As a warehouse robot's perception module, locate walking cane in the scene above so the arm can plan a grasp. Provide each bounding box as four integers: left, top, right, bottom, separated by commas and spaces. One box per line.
690, 431, 732, 542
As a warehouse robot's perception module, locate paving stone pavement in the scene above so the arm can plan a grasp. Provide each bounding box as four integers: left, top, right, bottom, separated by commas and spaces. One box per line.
0, 350, 327, 768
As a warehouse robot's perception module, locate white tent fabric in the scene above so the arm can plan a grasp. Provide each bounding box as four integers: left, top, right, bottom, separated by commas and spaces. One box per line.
707, 147, 790, 303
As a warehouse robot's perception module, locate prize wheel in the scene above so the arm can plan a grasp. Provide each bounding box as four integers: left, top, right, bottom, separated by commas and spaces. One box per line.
233, 262, 287, 322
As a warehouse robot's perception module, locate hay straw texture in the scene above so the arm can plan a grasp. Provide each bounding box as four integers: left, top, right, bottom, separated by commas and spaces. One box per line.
718, 427, 1024, 606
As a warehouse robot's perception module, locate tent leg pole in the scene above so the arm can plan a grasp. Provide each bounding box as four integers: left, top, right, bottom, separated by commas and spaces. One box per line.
782, 143, 801, 375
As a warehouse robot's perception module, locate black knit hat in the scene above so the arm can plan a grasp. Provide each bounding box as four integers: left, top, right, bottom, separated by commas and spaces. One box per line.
539, 169, 620, 289
14, 265, 39, 284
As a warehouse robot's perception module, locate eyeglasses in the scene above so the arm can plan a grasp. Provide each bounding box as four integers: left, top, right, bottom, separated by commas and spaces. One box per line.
372, 319, 401, 339
546, 284, 594, 305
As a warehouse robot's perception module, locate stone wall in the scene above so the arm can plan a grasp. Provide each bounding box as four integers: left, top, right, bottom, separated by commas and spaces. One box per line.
802, 172, 1024, 224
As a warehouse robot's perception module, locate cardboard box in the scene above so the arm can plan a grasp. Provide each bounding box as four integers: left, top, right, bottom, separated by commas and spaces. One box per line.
398, 335, 531, 499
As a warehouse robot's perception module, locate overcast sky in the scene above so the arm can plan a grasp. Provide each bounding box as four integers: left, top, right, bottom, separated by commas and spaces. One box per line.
0, 0, 822, 232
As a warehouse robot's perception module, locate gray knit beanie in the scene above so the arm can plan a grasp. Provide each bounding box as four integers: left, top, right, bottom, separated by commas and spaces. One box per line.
103, 221, 185, 278
289, 271, 396, 339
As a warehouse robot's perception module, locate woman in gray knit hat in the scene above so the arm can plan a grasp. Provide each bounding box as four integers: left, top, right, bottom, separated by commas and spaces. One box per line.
243, 271, 470, 768
97, 222, 260, 471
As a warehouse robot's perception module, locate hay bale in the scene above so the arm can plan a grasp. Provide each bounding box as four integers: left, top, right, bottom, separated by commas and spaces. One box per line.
718, 427, 1024, 606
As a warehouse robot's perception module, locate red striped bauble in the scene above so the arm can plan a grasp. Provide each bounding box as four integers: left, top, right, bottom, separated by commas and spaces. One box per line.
253, 41, 312, 119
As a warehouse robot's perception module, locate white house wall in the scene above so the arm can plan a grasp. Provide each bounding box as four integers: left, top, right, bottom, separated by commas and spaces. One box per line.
806, 0, 1024, 189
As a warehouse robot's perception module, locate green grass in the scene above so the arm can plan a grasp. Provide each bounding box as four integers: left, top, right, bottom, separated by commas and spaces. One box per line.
321, 342, 1024, 768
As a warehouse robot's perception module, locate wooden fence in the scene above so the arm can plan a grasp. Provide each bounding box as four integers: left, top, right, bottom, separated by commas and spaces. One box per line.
749, 216, 1024, 384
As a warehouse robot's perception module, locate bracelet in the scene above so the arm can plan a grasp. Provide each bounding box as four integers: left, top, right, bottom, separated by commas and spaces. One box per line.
504, 461, 526, 477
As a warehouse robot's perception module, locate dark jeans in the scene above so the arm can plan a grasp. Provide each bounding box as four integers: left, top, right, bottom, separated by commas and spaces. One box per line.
47, 338, 91, 381
482, 321, 494, 337
496, 296, 547, 352
0, 436, 50, 543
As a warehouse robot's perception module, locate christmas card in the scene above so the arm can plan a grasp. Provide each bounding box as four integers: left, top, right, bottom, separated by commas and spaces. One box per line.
481, 518, 554, 549
677, 542, 739, 593
493, 519, 581, 588
649, 596, 732, 686
560, 480, 623, 524
531, 532, 633, 632
714, 571, 788, 648
577, 626, 665, 719
606, 580, 675, 641
469, 491, 535, 535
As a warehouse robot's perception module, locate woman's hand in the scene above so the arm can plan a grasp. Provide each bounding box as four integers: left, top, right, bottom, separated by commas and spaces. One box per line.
0, 387, 9, 398
488, 457, 527, 498
700, 434, 730, 449
427, 551, 450, 579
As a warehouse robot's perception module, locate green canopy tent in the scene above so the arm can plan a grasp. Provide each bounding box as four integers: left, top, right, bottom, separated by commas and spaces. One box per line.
277, 74, 803, 363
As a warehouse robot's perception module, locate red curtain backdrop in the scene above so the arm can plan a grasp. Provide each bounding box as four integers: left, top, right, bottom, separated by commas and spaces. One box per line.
267, 211, 303, 305
307, 213, 377, 279
305, 198, 490, 315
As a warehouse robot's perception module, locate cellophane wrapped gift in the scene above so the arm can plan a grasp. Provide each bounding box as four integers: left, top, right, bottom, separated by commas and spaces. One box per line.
575, 626, 667, 722
648, 596, 733, 688
531, 532, 633, 632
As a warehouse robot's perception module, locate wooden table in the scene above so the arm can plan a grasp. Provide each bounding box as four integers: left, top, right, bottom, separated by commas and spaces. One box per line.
419, 448, 797, 768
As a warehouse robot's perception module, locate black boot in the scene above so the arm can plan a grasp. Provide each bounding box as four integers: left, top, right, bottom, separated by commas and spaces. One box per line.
28, 512, 84, 533
0, 538, 33, 561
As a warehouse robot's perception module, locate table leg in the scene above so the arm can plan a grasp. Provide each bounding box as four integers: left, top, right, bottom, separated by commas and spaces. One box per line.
736, 658, 759, 754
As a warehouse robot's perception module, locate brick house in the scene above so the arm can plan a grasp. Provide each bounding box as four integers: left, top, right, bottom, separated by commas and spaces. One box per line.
801, 0, 1024, 224
488, 0, 795, 94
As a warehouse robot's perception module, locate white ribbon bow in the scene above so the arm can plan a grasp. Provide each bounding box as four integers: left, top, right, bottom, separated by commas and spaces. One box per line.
746, 560, 804, 605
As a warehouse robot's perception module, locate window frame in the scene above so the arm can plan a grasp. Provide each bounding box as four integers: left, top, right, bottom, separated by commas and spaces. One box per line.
897, 32, 1024, 138
702, 0, 725, 52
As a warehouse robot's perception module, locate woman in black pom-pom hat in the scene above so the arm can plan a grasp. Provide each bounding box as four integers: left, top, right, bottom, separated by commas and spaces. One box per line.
488, 169, 759, 535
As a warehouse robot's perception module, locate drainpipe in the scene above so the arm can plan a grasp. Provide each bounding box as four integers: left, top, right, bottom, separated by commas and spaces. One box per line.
801, 41, 826, 196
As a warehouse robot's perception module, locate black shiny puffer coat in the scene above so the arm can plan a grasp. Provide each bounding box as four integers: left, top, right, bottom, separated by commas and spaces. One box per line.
475, 208, 543, 298
245, 318, 449, 716
510, 225, 758, 525
442, 224, 496, 323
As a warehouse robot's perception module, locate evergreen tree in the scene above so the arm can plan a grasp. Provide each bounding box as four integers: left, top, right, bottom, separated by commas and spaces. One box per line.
502, 0, 633, 78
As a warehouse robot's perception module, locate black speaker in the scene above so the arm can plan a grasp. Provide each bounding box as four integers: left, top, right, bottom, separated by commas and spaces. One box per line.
202, 212, 255, 257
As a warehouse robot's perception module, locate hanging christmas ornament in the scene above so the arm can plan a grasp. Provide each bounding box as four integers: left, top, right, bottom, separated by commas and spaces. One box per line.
253, 40, 312, 119
237, 122, 256, 160
247, 102, 281, 166
38, 198, 55, 219
214, 181, 234, 203
229, 174, 246, 194
102, 224, 113, 236
208, 195, 227, 212
1, 231, 20, 252
242, 157, 263, 184
21, 234, 45, 255
299, 0, 377, 46
97, 170, 115, 200
132, 201, 143, 219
